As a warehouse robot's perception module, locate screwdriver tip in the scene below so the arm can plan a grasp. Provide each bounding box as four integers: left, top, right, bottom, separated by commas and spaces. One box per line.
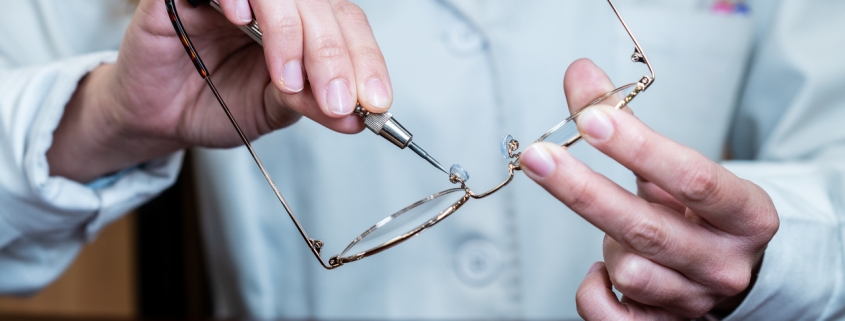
408, 142, 448, 175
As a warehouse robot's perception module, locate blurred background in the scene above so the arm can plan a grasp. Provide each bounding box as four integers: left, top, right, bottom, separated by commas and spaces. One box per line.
0, 156, 213, 320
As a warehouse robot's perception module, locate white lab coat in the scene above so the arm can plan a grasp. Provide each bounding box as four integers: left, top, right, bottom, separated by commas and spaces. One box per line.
0, 0, 183, 294
1, 0, 844, 320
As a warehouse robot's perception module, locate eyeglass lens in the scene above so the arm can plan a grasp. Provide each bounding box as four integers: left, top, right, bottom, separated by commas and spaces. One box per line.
536, 82, 638, 146
338, 188, 468, 260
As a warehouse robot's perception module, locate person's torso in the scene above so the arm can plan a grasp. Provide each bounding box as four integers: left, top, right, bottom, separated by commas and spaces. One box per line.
193, 0, 760, 319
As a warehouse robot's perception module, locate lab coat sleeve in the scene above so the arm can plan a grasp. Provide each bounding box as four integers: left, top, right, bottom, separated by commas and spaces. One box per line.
0, 51, 183, 294
721, 160, 845, 321
722, 0, 845, 319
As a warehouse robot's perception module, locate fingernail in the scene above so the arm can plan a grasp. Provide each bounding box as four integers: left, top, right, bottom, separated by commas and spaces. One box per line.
281, 60, 304, 92
578, 107, 614, 142
235, 0, 252, 23
326, 79, 354, 115
364, 78, 390, 109
587, 262, 603, 275
521, 144, 556, 178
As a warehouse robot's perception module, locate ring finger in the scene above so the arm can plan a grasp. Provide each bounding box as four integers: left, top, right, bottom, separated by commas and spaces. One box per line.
603, 236, 715, 318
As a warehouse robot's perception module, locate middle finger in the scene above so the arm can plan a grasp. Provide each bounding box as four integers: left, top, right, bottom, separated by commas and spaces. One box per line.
297, 0, 357, 116
575, 104, 770, 236
521, 142, 725, 276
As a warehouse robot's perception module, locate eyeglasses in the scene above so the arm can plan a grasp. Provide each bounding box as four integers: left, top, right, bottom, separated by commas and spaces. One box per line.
165, 0, 655, 269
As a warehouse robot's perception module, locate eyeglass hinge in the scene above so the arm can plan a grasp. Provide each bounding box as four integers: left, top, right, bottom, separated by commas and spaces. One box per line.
631, 48, 646, 64
638, 76, 653, 90
309, 239, 324, 253
328, 255, 343, 267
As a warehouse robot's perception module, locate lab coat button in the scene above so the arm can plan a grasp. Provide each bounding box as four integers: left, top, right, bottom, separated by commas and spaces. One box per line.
454, 239, 502, 286
444, 24, 486, 54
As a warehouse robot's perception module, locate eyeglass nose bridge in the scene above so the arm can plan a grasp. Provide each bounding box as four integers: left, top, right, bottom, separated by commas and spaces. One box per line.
449, 139, 522, 200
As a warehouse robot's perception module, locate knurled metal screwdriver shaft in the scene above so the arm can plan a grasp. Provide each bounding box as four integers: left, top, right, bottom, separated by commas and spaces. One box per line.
356, 106, 448, 175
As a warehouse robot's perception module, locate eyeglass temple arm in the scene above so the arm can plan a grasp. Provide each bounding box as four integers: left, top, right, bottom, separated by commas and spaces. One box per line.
607, 0, 655, 90
165, 0, 338, 270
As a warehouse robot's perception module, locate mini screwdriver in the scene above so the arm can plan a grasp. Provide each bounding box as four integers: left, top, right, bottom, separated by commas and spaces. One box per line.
191, 0, 448, 175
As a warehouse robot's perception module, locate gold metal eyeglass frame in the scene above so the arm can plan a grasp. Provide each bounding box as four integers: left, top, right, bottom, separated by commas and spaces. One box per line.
165, 0, 655, 269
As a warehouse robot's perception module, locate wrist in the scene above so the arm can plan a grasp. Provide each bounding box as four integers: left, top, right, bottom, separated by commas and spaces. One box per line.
47, 63, 183, 183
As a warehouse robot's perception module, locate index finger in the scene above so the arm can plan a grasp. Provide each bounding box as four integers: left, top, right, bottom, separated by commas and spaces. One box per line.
576, 105, 775, 236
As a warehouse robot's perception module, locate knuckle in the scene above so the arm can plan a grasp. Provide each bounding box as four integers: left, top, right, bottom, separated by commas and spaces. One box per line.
333, 1, 368, 22
620, 215, 669, 257
354, 45, 385, 65
684, 300, 715, 319
761, 209, 780, 239
312, 36, 347, 60
575, 291, 621, 321
565, 175, 598, 214
276, 17, 303, 43
296, 0, 324, 7
609, 258, 649, 297
709, 265, 750, 297
626, 131, 652, 165
763, 201, 780, 232
602, 234, 616, 252
574, 287, 591, 315
678, 162, 720, 204
747, 183, 780, 242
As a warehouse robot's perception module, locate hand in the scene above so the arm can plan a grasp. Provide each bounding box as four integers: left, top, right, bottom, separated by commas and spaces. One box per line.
520, 59, 779, 320
48, 0, 390, 182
